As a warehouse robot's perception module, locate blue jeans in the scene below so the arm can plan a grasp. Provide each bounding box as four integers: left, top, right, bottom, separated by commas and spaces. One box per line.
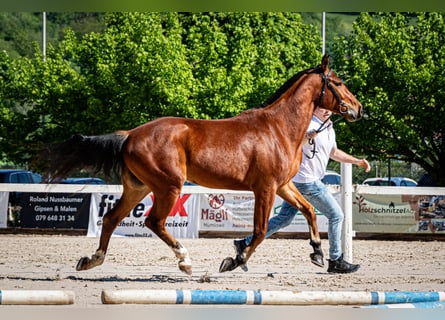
244, 180, 344, 260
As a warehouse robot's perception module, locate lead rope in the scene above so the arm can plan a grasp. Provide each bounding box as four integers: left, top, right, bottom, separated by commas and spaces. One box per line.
304, 116, 343, 159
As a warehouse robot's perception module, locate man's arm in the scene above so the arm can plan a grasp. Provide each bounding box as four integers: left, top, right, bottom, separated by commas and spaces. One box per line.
330, 147, 371, 172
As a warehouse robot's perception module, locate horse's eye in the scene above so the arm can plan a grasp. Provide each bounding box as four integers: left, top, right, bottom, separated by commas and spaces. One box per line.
334, 80, 343, 86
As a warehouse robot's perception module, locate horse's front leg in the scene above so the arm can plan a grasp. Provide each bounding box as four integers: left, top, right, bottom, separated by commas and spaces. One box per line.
145, 194, 192, 275
219, 190, 274, 272
76, 186, 148, 271
277, 183, 324, 267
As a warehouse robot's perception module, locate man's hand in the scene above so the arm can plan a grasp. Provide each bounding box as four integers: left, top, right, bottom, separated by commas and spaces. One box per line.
358, 159, 371, 173
305, 129, 318, 140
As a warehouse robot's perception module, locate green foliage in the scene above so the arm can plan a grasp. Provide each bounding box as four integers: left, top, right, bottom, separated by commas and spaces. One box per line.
0, 12, 105, 58
301, 13, 357, 54
0, 13, 42, 57
332, 12, 445, 185
182, 12, 320, 118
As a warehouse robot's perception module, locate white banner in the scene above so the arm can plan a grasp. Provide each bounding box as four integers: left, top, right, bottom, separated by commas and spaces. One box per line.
353, 192, 445, 233
0, 192, 8, 228
87, 192, 199, 238
198, 192, 329, 233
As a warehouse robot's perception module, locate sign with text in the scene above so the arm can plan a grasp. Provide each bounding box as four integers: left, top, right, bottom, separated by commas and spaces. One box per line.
87, 193, 199, 238
198, 192, 329, 233
17, 192, 90, 229
353, 193, 445, 233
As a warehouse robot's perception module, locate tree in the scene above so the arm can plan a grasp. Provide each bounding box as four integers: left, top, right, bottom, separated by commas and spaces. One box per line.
0, 13, 105, 58
332, 12, 445, 186
1, 12, 322, 165
0, 13, 42, 58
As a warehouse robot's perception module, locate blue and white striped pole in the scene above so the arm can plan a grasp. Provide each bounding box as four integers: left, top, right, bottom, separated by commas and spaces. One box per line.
101, 289, 445, 305
363, 301, 445, 309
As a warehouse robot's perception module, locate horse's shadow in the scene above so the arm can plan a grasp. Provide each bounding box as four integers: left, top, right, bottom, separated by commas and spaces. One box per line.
2, 274, 190, 283
66, 274, 189, 283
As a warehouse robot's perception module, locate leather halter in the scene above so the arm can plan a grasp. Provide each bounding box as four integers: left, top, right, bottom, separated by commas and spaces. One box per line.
317, 69, 350, 116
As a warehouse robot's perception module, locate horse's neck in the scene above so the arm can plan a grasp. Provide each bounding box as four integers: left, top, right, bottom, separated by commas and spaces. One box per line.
239, 72, 319, 144
271, 102, 314, 144
266, 80, 318, 142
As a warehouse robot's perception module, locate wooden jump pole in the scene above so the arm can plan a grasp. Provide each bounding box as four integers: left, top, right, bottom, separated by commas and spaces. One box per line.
0, 290, 75, 305
101, 289, 445, 305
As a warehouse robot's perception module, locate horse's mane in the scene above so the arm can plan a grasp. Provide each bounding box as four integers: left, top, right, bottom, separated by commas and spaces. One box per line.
254, 65, 322, 109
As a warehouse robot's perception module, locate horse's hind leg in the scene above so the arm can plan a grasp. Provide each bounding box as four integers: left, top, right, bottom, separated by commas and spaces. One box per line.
76, 177, 149, 271
145, 190, 192, 275
277, 182, 324, 267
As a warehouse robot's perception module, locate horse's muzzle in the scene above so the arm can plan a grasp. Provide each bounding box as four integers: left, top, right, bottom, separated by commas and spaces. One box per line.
346, 104, 363, 122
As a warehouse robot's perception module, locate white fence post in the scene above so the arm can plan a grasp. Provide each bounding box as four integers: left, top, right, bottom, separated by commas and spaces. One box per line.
341, 163, 353, 262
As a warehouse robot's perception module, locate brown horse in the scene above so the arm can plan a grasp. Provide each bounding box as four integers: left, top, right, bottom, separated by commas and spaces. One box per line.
38, 55, 362, 275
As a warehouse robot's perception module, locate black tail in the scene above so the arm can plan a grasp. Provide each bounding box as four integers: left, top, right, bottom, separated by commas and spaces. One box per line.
35, 133, 128, 181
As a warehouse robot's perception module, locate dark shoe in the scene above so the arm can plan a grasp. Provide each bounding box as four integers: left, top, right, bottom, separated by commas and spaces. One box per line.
310, 252, 324, 267
233, 239, 248, 272
327, 254, 360, 274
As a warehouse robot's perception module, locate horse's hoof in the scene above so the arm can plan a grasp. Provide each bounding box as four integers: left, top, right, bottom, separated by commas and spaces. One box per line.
76, 257, 90, 271
219, 257, 238, 273
310, 252, 324, 267
240, 264, 248, 272
178, 256, 192, 275
179, 264, 193, 275
76, 251, 105, 271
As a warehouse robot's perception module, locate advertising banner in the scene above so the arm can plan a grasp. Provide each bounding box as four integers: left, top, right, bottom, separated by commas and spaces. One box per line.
0, 192, 7, 228
352, 192, 445, 234
87, 192, 199, 238
198, 192, 329, 233
4, 184, 443, 236
17, 192, 90, 229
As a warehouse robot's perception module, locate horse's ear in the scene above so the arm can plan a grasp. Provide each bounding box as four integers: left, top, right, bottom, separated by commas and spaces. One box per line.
321, 54, 330, 73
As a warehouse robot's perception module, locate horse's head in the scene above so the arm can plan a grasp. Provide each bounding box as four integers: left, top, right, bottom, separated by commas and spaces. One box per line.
316, 55, 363, 122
